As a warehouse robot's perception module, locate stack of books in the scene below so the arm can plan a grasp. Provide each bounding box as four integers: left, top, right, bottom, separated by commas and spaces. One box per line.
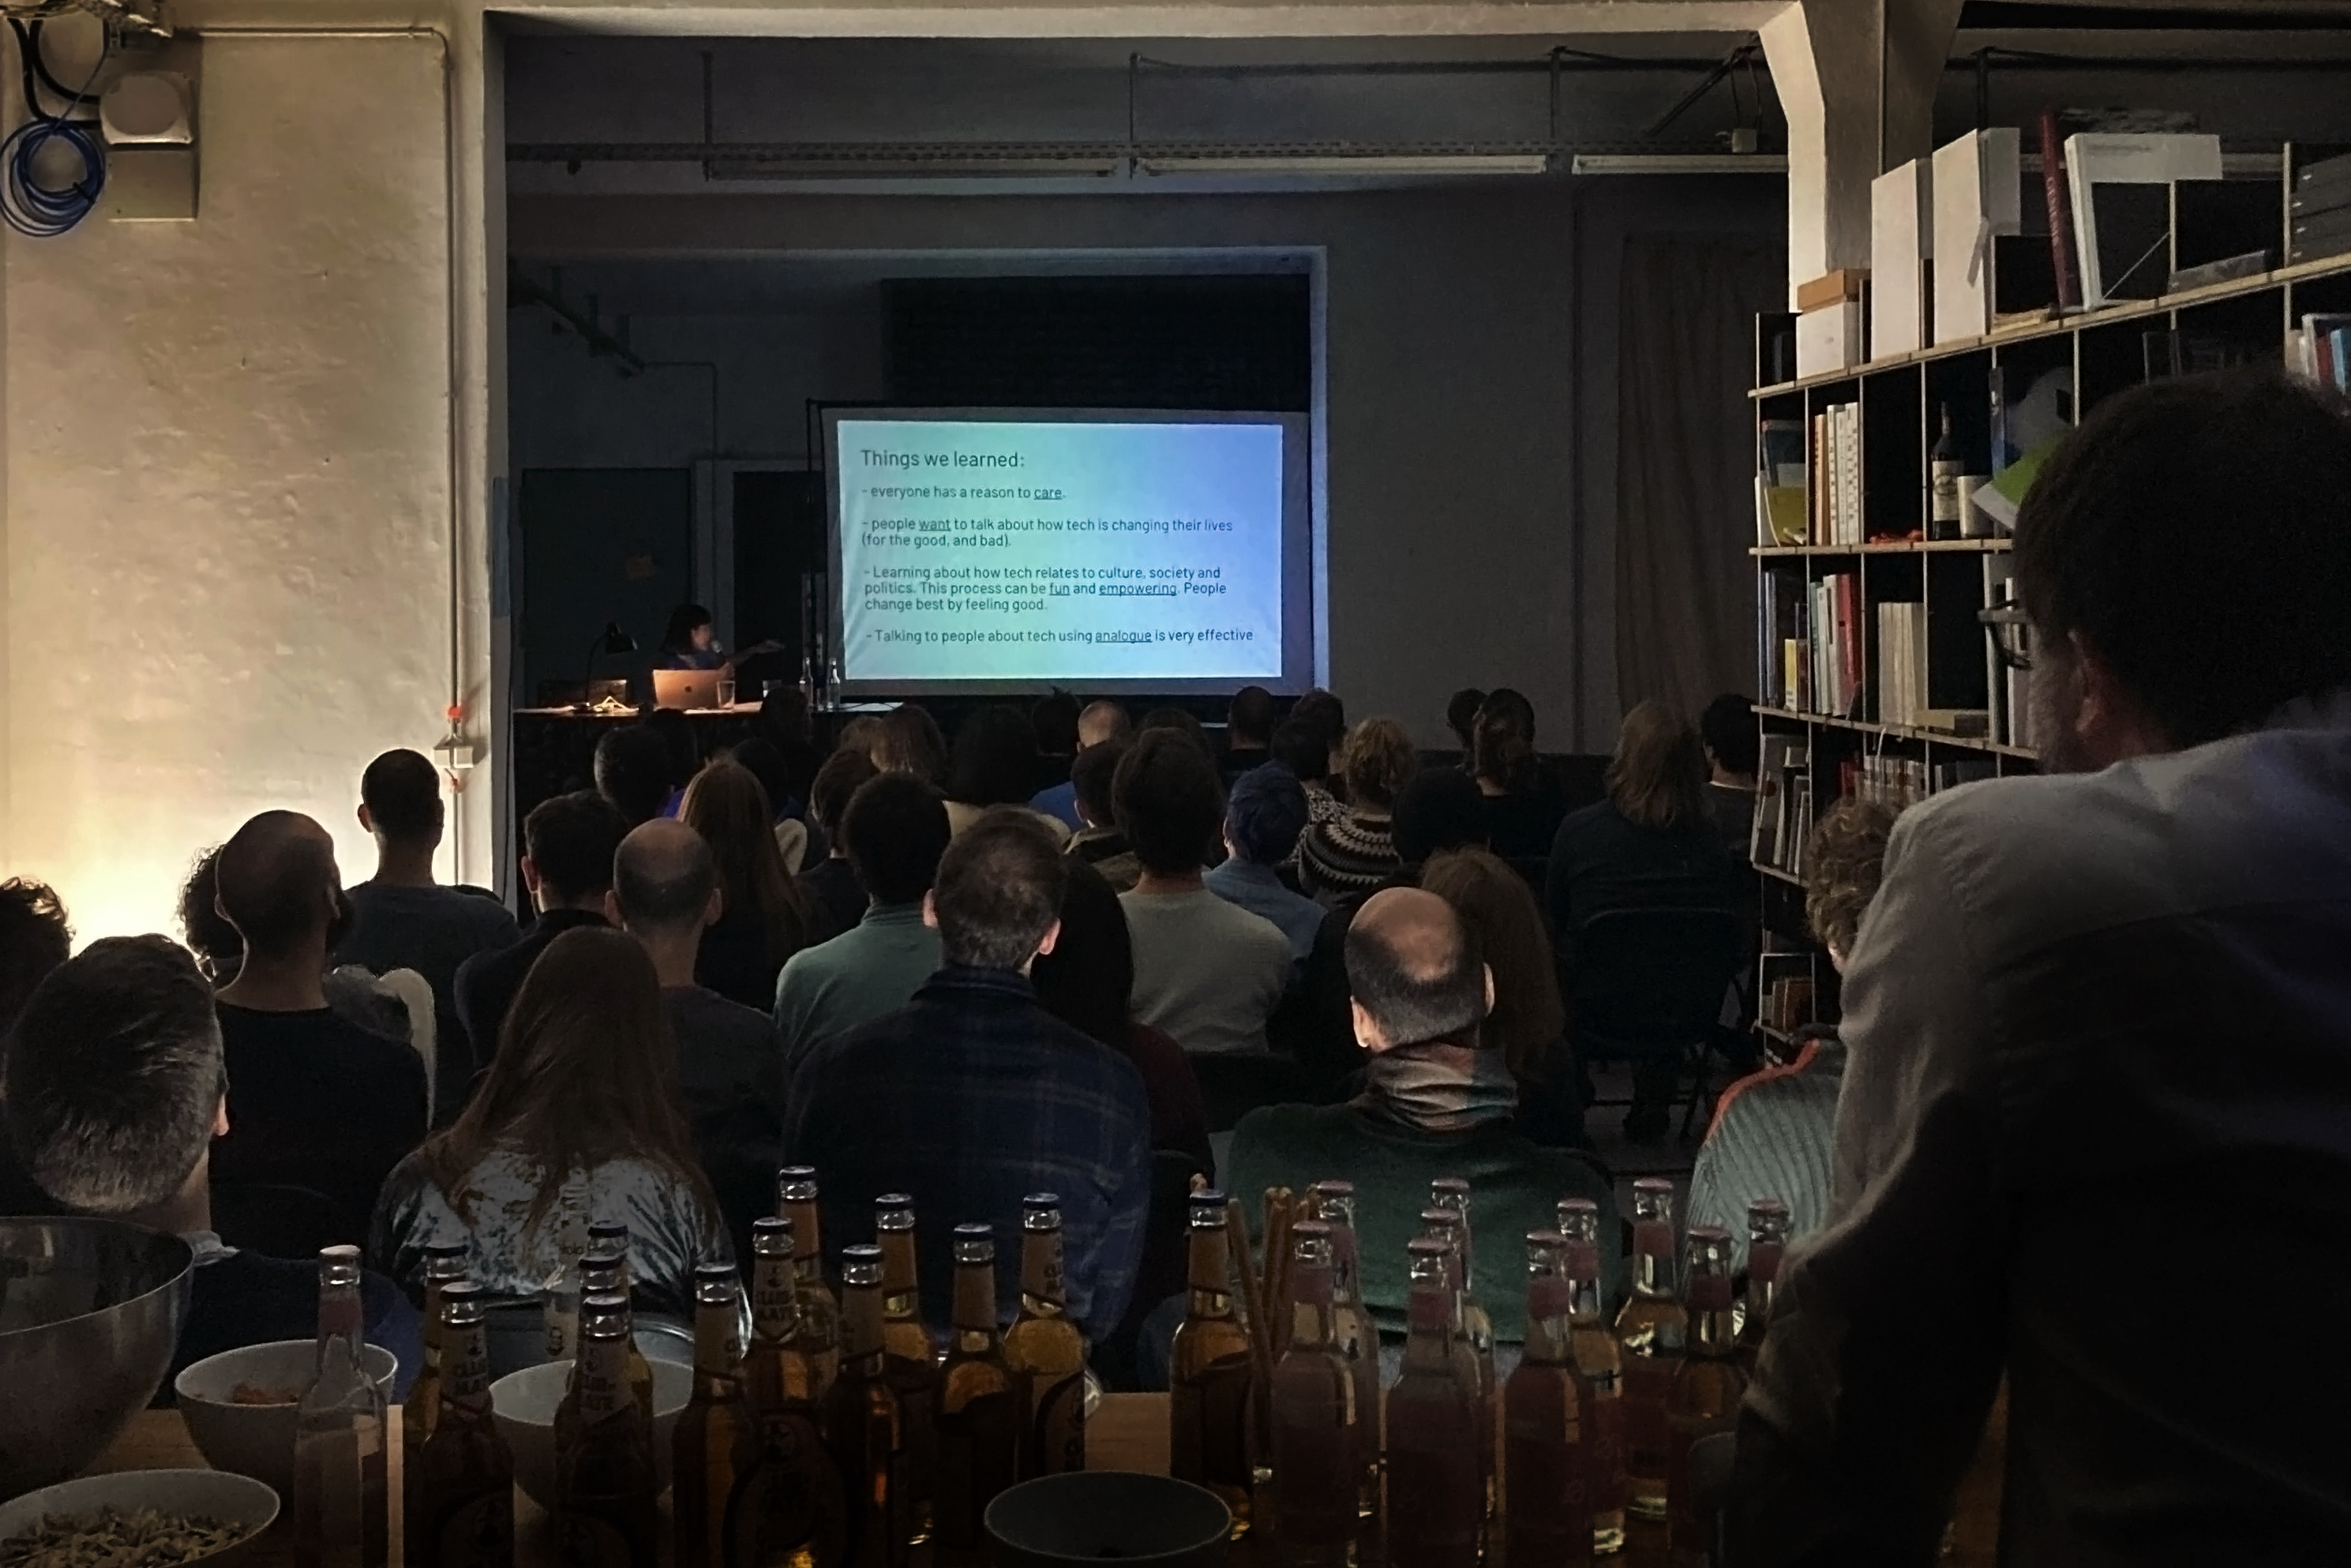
1840, 754, 1929, 812
1811, 402, 1863, 546
1749, 734, 1814, 876
1874, 601, 1928, 727
2290, 312, 2351, 394
2293, 152, 2351, 267
1810, 573, 1862, 719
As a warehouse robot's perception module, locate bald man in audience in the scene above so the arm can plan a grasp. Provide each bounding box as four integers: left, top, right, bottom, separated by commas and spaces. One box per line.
611, 818, 785, 1262
209, 810, 429, 1245
1033, 699, 1134, 831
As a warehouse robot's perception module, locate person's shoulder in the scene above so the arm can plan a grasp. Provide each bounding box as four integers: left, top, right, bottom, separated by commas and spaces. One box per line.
1231, 1099, 1352, 1157
795, 1001, 919, 1085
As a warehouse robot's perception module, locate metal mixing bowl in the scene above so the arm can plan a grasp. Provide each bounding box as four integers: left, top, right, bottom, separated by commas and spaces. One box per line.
0, 1217, 193, 1499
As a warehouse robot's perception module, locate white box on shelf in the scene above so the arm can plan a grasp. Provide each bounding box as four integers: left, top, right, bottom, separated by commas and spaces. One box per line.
1871, 159, 1933, 358
1932, 129, 2022, 344
1796, 302, 1863, 377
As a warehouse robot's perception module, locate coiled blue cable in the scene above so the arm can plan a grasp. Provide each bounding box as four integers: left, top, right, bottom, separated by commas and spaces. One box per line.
2, 18, 106, 238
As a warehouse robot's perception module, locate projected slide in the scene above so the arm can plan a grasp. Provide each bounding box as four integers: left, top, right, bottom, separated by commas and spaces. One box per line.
833, 414, 1303, 689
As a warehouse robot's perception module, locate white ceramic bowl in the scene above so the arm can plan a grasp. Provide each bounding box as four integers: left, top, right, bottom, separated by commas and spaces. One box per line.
0, 1468, 278, 1566
489, 1359, 693, 1510
173, 1341, 399, 1502
985, 1472, 1232, 1567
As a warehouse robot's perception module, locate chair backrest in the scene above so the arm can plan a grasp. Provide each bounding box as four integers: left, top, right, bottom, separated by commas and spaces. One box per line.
211, 1181, 345, 1261
1569, 906, 1747, 1048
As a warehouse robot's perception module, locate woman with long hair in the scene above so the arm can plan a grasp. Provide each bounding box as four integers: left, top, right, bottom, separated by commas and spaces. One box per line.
872, 703, 950, 784
1296, 716, 1419, 904
680, 759, 811, 1008
369, 926, 732, 1315
1471, 688, 1567, 864
1422, 846, 1584, 1148
944, 705, 1069, 843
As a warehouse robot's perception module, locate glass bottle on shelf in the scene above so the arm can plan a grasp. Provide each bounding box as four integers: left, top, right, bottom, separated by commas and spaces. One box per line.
1738, 1198, 1792, 1373
1003, 1194, 1087, 1479
542, 1181, 591, 1363
777, 1166, 842, 1398
1270, 1221, 1360, 1565
1931, 403, 1963, 536
1308, 1180, 1379, 1525
823, 1244, 910, 1566
673, 1263, 751, 1568
554, 1292, 660, 1567
874, 1194, 939, 1546
407, 1281, 514, 1568
294, 1245, 390, 1568
1558, 1197, 1627, 1558
1504, 1230, 1594, 1568
1614, 1178, 1687, 1523
739, 1217, 849, 1565
576, 1246, 654, 1420
935, 1224, 1022, 1560
402, 1240, 471, 1564
1667, 1226, 1749, 1567
1419, 1203, 1495, 1525
1385, 1236, 1483, 1568
1169, 1190, 1255, 1538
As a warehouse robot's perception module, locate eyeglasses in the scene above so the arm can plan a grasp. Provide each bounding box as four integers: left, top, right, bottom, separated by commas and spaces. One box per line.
1978, 594, 2034, 673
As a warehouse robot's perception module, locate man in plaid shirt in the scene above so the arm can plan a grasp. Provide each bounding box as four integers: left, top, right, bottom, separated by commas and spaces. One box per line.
783, 808, 1153, 1341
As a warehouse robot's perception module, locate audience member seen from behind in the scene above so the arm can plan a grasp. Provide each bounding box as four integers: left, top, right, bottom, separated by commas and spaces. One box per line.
1445, 687, 1487, 756
1698, 693, 1762, 858
334, 748, 519, 1119
1225, 887, 1615, 1341
1138, 706, 1213, 760
1115, 730, 1292, 1057
0, 877, 74, 1214
455, 790, 627, 1067
873, 703, 950, 785
1223, 685, 1277, 785
756, 685, 825, 817
797, 748, 879, 944
1272, 718, 1344, 833
946, 705, 1068, 845
1729, 373, 2351, 1562
1204, 763, 1325, 964
610, 819, 786, 1265
678, 759, 809, 1009
1544, 701, 1737, 1140
373, 926, 733, 1319
5, 937, 422, 1400
1030, 691, 1082, 789
783, 811, 1153, 1342
1421, 846, 1580, 1150
726, 738, 813, 875
1297, 718, 1420, 905
1064, 737, 1141, 891
1688, 797, 1892, 1274
208, 811, 428, 1247
1471, 689, 1567, 865
594, 724, 677, 830
774, 772, 951, 1082
1033, 699, 1130, 831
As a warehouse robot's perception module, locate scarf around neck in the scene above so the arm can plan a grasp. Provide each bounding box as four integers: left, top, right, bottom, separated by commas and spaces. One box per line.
1355, 1037, 1520, 1134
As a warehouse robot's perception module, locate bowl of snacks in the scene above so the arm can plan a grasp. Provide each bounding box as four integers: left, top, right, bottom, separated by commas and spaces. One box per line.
489, 1359, 694, 1509
174, 1341, 400, 1502
0, 1469, 277, 1566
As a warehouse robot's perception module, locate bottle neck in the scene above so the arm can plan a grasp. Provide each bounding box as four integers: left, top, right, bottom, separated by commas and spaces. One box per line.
880, 1232, 920, 1317
1287, 1269, 1335, 1352
752, 1257, 798, 1346
1185, 1229, 1233, 1318
1687, 1273, 1737, 1356
1021, 1230, 1067, 1313
695, 1298, 741, 1378
952, 1261, 1000, 1347
787, 1202, 823, 1270
440, 1323, 493, 1420
1745, 1243, 1783, 1341
1522, 1275, 1574, 1364
316, 1284, 364, 1372
1404, 1287, 1454, 1367
840, 1286, 886, 1367
1326, 1224, 1364, 1304
1632, 1221, 1676, 1298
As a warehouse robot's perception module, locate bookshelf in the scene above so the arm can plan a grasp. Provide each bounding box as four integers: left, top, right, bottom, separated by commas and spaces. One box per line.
1743, 137, 2351, 1040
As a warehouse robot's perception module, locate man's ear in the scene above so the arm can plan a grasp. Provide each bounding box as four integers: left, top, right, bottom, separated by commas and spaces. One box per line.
1351, 999, 1385, 1053
2068, 630, 2171, 766
602, 890, 624, 928
357, 803, 375, 835
520, 856, 542, 895
921, 890, 940, 931
1033, 918, 1063, 961
212, 1093, 231, 1138
704, 887, 724, 929
1482, 962, 1497, 1018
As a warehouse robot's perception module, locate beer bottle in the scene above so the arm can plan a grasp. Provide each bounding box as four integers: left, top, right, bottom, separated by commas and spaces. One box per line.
1269, 1221, 1360, 1566
553, 1292, 659, 1568
1738, 1198, 1791, 1375
294, 1245, 390, 1568
1308, 1180, 1379, 1525
1168, 1191, 1254, 1537
1666, 1226, 1747, 1568
1385, 1237, 1481, 1568
402, 1240, 471, 1566
570, 1247, 654, 1425
1613, 1178, 1686, 1522
1002, 1194, 1086, 1479
1419, 1204, 1495, 1529
737, 1217, 849, 1566
673, 1264, 752, 1568
1503, 1232, 1593, 1568
542, 1182, 591, 1362
823, 1244, 909, 1566
1558, 1197, 1627, 1557
934, 1225, 1020, 1560
874, 1195, 939, 1547
409, 1281, 516, 1568
777, 1167, 841, 1397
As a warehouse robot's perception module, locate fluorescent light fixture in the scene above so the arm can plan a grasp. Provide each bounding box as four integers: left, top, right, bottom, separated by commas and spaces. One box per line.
1571, 153, 1788, 175
1137, 153, 1550, 178
703, 157, 1125, 180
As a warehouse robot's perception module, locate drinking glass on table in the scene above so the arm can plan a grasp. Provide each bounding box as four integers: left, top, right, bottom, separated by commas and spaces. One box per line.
717, 677, 736, 709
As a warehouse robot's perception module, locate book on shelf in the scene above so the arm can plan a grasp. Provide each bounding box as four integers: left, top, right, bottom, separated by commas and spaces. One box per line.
2291, 314, 2351, 392
1809, 402, 1864, 546
1756, 419, 1808, 546
1757, 951, 1817, 1036
1933, 758, 1998, 793
1785, 776, 1816, 877
1875, 601, 1927, 727
1806, 572, 1863, 719
1758, 570, 1809, 710
1751, 733, 1809, 871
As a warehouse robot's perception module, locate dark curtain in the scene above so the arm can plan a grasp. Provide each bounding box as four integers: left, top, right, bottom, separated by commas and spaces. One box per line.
1616, 235, 1788, 721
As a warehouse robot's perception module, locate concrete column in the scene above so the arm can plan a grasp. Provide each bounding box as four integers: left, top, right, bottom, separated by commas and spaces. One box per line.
1762, 0, 1963, 305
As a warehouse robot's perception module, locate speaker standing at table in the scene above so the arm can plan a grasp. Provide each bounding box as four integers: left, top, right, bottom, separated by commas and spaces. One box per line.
654, 602, 783, 675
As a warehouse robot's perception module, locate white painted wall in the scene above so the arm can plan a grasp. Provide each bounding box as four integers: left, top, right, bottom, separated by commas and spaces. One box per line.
3, 33, 466, 940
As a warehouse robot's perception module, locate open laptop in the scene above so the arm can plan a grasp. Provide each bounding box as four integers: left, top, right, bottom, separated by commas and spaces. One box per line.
651, 669, 722, 711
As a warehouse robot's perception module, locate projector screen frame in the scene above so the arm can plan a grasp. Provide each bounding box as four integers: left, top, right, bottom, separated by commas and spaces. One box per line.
820, 404, 1318, 700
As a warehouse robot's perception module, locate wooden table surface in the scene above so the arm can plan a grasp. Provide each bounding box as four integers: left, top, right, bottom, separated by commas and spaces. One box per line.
87, 1391, 2000, 1566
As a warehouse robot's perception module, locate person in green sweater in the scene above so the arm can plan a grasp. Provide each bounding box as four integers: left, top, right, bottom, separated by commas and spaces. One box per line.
1225, 885, 1618, 1342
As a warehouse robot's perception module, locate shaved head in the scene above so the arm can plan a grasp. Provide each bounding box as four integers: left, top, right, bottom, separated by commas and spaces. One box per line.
613, 818, 717, 932
215, 812, 341, 958
1077, 700, 1131, 750
1346, 886, 1488, 1048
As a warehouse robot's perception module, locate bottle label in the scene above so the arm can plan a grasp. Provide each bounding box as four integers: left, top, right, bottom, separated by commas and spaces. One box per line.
577, 1341, 628, 1420
445, 1330, 493, 1416
1029, 1371, 1086, 1476
431, 1488, 515, 1568
752, 1263, 796, 1343
726, 1411, 846, 1566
